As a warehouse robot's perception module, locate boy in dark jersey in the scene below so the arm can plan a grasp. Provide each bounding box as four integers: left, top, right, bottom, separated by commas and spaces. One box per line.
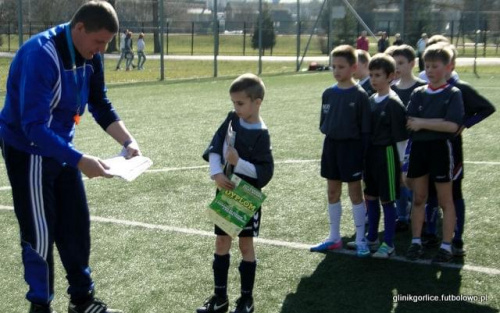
310, 45, 371, 258
197, 73, 274, 313
422, 44, 496, 256
359, 53, 408, 258
390, 45, 427, 232
405, 44, 464, 263
354, 49, 375, 97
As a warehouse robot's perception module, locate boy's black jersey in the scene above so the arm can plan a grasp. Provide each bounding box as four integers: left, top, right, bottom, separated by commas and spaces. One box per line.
449, 78, 496, 128
203, 111, 274, 189
320, 84, 371, 140
360, 77, 375, 97
391, 79, 427, 107
369, 93, 409, 146
407, 85, 464, 141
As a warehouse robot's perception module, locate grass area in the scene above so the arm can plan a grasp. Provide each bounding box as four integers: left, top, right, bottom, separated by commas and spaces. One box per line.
0, 72, 499, 313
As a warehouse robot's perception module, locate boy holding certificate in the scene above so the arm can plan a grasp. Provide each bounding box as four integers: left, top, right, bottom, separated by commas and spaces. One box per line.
197, 73, 274, 313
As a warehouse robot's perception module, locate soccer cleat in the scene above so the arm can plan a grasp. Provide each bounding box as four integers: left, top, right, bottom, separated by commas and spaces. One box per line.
452, 240, 466, 257
196, 295, 229, 313
356, 240, 371, 258
68, 298, 122, 313
29, 303, 57, 313
422, 233, 440, 248
372, 242, 395, 259
432, 248, 454, 264
230, 296, 254, 313
310, 239, 342, 252
346, 238, 379, 252
406, 243, 423, 261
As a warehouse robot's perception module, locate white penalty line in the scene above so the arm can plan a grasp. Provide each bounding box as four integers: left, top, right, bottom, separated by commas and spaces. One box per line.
1, 159, 499, 191
0, 205, 499, 276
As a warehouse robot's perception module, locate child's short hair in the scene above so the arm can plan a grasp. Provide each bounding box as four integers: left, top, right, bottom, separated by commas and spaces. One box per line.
356, 49, 371, 65
383, 45, 398, 56
427, 34, 449, 47
423, 44, 454, 65
230, 73, 266, 101
139, 32, 144, 39
331, 45, 357, 66
391, 44, 416, 63
368, 53, 396, 76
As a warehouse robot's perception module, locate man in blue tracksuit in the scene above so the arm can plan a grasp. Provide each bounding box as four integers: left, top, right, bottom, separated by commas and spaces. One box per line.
0, 2, 139, 313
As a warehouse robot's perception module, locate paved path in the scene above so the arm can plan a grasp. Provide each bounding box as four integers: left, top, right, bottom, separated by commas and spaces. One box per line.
1, 51, 500, 65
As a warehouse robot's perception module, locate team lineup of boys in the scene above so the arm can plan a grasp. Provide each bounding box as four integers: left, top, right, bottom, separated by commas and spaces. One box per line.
0, 1, 496, 313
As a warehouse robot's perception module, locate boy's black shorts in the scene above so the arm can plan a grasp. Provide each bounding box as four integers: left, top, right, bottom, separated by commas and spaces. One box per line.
215, 209, 261, 237
363, 145, 401, 202
407, 140, 454, 183
321, 137, 363, 182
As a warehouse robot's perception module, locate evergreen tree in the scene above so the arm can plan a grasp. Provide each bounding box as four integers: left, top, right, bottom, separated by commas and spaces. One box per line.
252, 4, 276, 55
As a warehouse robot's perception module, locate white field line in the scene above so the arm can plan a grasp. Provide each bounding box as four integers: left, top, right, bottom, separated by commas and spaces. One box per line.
0, 204, 499, 276
0, 159, 499, 191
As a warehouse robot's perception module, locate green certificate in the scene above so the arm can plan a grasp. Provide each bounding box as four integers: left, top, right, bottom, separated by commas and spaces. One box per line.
207, 174, 267, 238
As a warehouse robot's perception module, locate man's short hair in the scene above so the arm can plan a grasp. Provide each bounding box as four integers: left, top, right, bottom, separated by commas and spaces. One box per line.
356, 49, 371, 65
368, 53, 396, 76
391, 44, 417, 63
331, 45, 357, 66
70, 1, 119, 34
423, 44, 454, 65
230, 73, 266, 101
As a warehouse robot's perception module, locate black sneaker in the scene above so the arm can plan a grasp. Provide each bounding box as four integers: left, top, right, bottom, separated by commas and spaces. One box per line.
395, 220, 409, 232
29, 303, 56, 313
422, 233, 440, 248
432, 248, 453, 263
452, 240, 466, 257
68, 298, 122, 313
196, 295, 229, 313
230, 296, 254, 313
406, 243, 423, 261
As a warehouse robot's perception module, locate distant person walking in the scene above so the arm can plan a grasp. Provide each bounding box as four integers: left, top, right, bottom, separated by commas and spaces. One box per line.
115, 29, 128, 70
377, 32, 389, 53
124, 31, 134, 71
356, 30, 369, 51
137, 33, 146, 70
393, 33, 403, 46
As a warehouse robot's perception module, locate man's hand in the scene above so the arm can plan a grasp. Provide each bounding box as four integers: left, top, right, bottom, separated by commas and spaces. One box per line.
225, 146, 239, 166
213, 173, 235, 190
77, 155, 113, 178
122, 139, 141, 159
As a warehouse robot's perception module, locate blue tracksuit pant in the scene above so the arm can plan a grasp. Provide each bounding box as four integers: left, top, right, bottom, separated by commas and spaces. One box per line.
1, 142, 94, 305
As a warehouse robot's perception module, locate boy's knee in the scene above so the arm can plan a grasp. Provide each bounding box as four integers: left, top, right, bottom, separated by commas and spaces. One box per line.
215, 235, 231, 254
238, 238, 254, 257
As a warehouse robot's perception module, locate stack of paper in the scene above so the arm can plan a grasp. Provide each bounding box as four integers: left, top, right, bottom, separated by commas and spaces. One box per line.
104, 156, 153, 182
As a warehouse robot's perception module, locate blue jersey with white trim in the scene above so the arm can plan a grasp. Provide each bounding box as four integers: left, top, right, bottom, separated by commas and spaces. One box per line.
0, 23, 120, 168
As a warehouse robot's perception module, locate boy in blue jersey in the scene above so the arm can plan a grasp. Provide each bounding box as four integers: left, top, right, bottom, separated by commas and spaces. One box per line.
421, 44, 496, 256
389, 45, 427, 232
359, 53, 408, 258
197, 73, 274, 313
405, 44, 464, 263
0, 2, 139, 313
310, 45, 371, 257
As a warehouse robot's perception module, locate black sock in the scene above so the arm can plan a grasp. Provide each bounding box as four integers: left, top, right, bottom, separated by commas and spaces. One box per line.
213, 253, 230, 298
239, 260, 257, 297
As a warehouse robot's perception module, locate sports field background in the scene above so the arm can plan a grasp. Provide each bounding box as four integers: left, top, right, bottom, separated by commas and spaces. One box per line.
0, 71, 499, 313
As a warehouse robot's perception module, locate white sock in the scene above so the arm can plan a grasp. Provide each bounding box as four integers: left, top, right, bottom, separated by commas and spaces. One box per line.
412, 238, 422, 245
352, 202, 366, 244
328, 202, 342, 242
